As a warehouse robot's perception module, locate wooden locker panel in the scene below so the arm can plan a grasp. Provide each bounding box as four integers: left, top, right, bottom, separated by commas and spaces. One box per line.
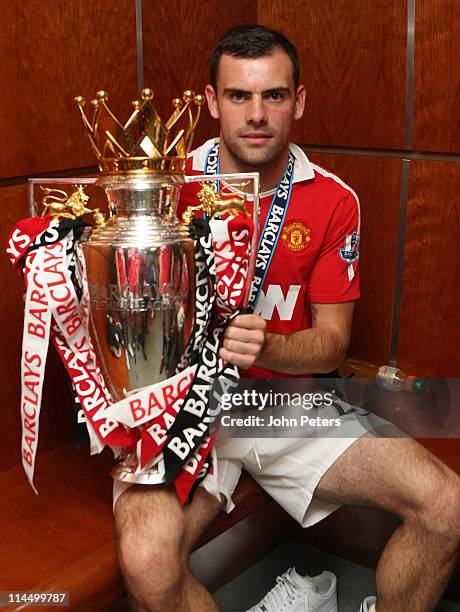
1, 184, 74, 471
413, 0, 460, 153
398, 160, 460, 376
0, 1, 137, 179
259, 0, 407, 149
142, 0, 258, 146
306, 151, 402, 364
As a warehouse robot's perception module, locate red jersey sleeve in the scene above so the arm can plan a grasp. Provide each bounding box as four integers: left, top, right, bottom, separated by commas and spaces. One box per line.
307, 191, 361, 303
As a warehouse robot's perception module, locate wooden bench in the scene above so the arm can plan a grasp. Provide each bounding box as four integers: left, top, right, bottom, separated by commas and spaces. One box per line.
2, 436, 459, 609
0, 442, 278, 611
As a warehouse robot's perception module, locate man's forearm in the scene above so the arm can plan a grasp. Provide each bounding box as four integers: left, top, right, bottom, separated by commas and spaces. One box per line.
256, 326, 349, 375
220, 304, 354, 373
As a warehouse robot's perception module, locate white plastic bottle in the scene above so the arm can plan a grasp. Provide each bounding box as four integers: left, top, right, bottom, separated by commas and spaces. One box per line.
339, 359, 424, 393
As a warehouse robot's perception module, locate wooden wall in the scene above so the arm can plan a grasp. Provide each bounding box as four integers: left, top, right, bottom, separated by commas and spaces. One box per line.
1, 1, 458, 471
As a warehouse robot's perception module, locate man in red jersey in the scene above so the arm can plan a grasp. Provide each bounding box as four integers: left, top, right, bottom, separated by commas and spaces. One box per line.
114, 25, 460, 612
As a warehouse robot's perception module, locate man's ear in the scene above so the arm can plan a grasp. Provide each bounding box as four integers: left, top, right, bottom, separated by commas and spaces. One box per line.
294, 85, 306, 121
205, 84, 220, 120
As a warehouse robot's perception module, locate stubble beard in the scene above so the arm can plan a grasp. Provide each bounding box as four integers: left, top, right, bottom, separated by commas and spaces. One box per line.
223, 133, 288, 171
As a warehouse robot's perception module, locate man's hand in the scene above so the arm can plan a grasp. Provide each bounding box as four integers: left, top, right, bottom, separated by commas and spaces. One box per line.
219, 313, 266, 369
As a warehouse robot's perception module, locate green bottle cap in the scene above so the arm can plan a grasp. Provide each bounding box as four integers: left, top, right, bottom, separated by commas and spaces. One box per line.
411, 378, 424, 393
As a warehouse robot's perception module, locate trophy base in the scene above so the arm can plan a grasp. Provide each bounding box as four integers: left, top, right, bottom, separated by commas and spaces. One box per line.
110, 453, 166, 485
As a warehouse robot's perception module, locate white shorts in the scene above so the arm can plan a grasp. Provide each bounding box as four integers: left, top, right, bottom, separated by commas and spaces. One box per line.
113, 406, 370, 527
199, 435, 361, 527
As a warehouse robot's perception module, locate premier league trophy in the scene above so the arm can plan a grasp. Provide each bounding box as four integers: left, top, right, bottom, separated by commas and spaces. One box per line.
7, 87, 258, 503
76, 89, 200, 400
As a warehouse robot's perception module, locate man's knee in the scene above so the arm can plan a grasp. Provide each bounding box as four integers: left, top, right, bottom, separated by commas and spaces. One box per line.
118, 521, 186, 588
407, 464, 460, 542
115, 486, 187, 596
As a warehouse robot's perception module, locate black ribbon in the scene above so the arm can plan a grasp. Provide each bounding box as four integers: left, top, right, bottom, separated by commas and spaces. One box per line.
164, 218, 241, 485
175, 219, 217, 373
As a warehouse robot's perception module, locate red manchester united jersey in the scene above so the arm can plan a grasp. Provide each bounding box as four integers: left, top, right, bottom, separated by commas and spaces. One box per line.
179, 138, 361, 377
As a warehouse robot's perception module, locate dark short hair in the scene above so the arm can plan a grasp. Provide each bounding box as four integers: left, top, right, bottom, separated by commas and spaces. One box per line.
210, 24, 299, 90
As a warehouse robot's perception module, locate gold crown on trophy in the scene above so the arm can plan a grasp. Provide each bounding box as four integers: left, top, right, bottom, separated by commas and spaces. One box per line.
75, 88, 205, 174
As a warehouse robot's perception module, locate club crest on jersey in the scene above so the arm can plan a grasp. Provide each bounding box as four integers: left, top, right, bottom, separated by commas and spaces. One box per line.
340, 232, 360, 263
281, 221, 311, 254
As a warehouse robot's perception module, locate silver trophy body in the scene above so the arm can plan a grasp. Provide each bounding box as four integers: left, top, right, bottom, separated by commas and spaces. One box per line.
29, 168, 259, 484
82, 174, 195, 402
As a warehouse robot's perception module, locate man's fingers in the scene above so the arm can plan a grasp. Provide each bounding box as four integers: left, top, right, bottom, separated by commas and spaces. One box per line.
222, 338, 260, 355
219, 314, 266, 369
229, 313, 266, 331
224, 325, 265, 344
219, 347, 256, 370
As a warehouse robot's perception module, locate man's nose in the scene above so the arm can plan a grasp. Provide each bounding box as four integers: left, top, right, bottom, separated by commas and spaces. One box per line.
246, 96, 267, 125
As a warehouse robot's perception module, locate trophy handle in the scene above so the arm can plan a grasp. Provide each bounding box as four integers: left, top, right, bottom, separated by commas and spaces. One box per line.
38, 183, 107, 228
181, 180, 251, 224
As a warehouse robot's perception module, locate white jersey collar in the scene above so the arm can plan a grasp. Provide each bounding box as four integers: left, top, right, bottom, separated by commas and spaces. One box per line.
190, 138, 315, 187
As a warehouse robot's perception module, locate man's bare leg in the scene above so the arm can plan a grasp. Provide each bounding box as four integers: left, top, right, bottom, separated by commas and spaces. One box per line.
314, 436, 460, 612
115, 484, 223, 612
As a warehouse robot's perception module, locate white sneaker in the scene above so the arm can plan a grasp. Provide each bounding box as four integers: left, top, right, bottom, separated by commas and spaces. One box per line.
245, 567, 338, 612
359, 596, 377, 612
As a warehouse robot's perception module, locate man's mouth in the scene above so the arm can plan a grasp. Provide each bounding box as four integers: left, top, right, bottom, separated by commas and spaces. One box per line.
241, 133, 272, 143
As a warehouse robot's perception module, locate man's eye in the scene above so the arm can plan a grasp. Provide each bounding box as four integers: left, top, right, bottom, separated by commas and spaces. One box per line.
231, 92, 246, 101
267, 91, 283, 101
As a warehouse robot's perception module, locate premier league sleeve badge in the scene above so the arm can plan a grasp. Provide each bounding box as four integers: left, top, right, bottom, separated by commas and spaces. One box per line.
339, 232, 360, 263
